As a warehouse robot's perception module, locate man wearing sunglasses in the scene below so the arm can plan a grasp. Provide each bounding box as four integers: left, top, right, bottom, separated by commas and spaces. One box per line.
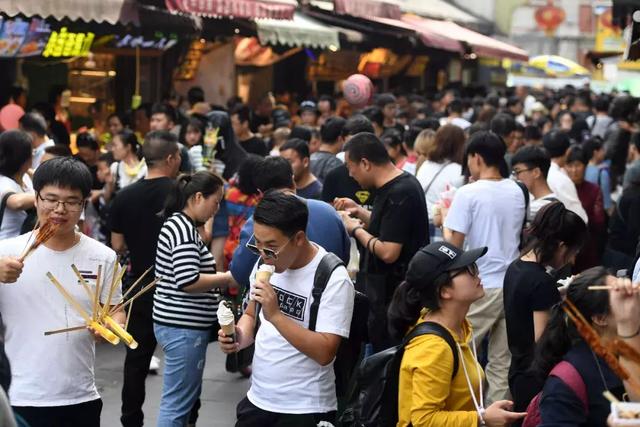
219, 191, 354, 426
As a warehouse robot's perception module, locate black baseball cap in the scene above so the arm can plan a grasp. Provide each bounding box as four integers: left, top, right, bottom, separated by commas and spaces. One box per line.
405, 242, 487, 285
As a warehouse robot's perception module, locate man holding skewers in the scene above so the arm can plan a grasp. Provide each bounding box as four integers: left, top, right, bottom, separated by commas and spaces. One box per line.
0, 157, 125, 427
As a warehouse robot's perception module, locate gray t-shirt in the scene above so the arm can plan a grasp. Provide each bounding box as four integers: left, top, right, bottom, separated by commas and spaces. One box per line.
310, 151, 343, 183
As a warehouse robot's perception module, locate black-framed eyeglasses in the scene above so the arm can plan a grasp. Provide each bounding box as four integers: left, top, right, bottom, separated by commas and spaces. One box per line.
245, 234, 292, 260
450, 263, 479, 279
511, 168, 533, 178
36, 193, 85, 212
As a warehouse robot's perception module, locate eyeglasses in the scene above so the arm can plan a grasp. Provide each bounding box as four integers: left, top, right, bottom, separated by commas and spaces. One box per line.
511, 168, 533, 178
450, 263, 480, 279
37, 194, 85, 213
245, 234, 292, 260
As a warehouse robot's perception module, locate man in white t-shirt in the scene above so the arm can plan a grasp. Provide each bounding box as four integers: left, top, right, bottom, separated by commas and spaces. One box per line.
444, 131, 526, 405
511, 145, 561, 223
219, 191, 354, 426
0, 157, 124, 426
18, 112, 55, 170
543, 131, 589, 224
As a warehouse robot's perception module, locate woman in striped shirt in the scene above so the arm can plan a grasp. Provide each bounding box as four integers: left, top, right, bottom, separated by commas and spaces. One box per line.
153, 170, 228, 427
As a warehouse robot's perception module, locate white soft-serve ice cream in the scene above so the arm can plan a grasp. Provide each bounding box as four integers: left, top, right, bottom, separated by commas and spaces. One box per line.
256, 264, 275, 283
217, 300, 236, 339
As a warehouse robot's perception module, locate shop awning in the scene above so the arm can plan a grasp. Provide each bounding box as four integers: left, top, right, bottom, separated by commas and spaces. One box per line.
403, 15, 529, 61
256, 12, 340, 49
0, 0, 139, 25
372, 16, 463, 53
389, 0, 482, 26
333, 0, 401, 20
165, 0, 296, 20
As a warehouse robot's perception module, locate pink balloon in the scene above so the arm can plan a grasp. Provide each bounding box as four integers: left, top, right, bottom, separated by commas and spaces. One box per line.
343, 74, 373, 109
0, 104, 25, 131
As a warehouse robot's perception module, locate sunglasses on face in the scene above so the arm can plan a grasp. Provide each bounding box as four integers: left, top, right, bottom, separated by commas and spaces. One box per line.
450, 263, 480, 279
245, 234, 292, 260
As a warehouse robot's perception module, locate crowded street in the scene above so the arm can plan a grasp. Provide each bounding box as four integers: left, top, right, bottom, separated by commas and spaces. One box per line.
1, 0, 640, 426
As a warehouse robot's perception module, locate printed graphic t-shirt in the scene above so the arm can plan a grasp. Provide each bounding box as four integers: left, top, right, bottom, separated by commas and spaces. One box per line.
247, 245, 355, 414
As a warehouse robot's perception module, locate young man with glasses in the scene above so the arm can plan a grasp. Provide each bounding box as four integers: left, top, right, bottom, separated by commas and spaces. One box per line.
0, 157, 124, 426
511, 145, 559, 222
219, 191, 354, 427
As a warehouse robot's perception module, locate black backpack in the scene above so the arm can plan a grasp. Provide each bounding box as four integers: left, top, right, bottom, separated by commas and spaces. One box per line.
309, 252, 369, 397
338, 321, 459, 427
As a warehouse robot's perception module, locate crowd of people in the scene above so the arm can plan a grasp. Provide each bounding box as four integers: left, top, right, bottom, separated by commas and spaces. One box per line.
0, 82, 639, 427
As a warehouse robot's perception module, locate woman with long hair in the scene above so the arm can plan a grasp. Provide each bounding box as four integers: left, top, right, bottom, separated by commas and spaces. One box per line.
0, 130, 35, 240
415, 124, 465, 241
389, 242, 526, 427
180, 115, 207, 172
153, 171, 229, 426
530, 268, 627, 425
503, 202, 588, 416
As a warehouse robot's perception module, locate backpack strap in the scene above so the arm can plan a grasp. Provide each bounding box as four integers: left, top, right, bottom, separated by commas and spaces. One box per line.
549, 361, 589, 414
516, 181, 530, 227
0, 192, 15, 230
309, 252, 345, 332
404, 321, 460, 379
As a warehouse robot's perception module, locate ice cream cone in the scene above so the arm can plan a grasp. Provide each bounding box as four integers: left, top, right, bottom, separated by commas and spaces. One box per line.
221, 322, 236, 339
256, 264, 275, 284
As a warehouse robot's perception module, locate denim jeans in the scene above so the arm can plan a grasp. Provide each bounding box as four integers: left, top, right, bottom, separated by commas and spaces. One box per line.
154, 323, 210, 427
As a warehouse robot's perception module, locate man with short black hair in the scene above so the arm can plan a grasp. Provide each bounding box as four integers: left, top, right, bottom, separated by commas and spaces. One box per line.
443, 131, 526, 405
543, 130, 588, 223
511, 145, 558, 220
317, 95, 335, 127
220, 191, 354, 427
310, 117, 346, 182
337, 132, 428, 351
19, 112, 54, 169
231, 105, 269, 157
280, 139, 322, 200
0, 157, 125, 426
321, 116, 376, 209
361, 106, 384, 136
150, 103, 192, 173
441, 99, 471, 130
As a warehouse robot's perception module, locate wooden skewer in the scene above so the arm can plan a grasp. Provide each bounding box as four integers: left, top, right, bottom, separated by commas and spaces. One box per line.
101, 261, 126, 320
603, 390, 621, 403
93, 265, 102, 321
44, 325, 86, 336
125, 298, 134, 331
110, 278, 160, 315
19, 222, 59, 262
116, 266, 153, 305
588, 286, 613, 290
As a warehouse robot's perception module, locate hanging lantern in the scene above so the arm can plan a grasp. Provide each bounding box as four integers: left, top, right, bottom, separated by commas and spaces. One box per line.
535, 0, 566, 37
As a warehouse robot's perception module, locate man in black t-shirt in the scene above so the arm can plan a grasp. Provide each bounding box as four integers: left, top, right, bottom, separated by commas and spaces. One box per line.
109, 131, 181, 427
321, 115, 377, 210
232, 105, 269, 157
336, 132, 428, 352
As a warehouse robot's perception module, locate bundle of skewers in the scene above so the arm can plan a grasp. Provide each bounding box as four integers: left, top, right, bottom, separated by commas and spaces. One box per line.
563, 298, 640, 397
20, 220, 60, 261
44, 260, 160, 348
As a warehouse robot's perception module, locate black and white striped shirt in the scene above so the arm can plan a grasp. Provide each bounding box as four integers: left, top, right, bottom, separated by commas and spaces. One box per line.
153, 212, 218, 330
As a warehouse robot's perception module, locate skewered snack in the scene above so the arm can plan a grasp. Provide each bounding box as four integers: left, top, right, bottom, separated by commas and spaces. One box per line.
44, 263, 158, 348
563, 298, 640, 398
19, 221, 59, 262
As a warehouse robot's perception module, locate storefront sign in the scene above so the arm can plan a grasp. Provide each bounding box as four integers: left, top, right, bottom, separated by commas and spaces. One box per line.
43, 27, 94, 58
0, 17, 51, 58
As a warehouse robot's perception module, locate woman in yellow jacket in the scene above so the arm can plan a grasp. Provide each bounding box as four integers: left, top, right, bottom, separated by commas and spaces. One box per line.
388, 242, 527, 427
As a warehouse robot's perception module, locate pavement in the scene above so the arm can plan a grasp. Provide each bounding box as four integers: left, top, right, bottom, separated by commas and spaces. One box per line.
96, 343, 250, 427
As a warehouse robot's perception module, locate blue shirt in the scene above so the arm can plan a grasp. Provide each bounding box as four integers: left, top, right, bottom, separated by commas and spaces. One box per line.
229, 198, 351, 289
585, 163, 612, 211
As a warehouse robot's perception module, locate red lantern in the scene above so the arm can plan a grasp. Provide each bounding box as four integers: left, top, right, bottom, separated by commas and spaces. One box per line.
535, 0, 566, 37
